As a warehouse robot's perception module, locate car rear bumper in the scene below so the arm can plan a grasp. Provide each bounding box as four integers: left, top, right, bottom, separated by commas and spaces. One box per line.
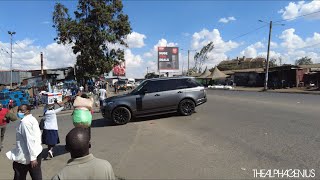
196, 97, 207, 106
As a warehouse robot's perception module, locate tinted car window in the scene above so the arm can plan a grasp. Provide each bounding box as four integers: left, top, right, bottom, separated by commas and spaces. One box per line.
142, 81, 160, 93
184, 78, 202, 88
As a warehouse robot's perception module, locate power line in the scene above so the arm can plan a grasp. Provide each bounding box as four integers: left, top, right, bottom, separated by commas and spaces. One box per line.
275, 10, 320, 23
230, 25, 268, 41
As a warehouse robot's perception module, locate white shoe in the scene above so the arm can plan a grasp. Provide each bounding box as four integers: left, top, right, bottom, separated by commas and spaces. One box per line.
48, 150, 54, 158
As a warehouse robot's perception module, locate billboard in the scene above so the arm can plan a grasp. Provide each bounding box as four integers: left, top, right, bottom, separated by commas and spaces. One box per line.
158, 47, 179, 72
112, 60, 126, 76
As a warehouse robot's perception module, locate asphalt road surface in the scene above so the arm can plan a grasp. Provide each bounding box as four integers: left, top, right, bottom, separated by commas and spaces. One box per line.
0, 90, 319, 179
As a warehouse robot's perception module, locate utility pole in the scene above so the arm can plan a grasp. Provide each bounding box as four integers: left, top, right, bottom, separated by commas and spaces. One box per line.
8, 31, 16, 89
187, 50, 190, 76
147, 67, 149, 75
74, 64, 77, 81
40, 52, 44, 80
264, 21, 272, 91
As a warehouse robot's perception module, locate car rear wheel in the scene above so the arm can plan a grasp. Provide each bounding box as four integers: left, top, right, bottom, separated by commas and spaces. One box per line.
179, 99, 195, 116
112, 107, 131, 125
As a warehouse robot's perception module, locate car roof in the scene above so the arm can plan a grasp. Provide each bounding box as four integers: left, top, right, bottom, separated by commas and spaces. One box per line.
145, 76, 195, 82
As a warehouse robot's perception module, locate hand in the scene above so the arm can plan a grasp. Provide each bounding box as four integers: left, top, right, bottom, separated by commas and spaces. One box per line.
30, 160, 38, 168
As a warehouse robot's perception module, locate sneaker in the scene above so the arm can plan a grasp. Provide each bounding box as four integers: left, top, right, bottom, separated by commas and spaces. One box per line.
48, 150, 53, 158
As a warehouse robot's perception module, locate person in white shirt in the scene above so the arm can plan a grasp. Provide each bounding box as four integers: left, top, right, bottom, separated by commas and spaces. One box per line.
42, 101, 64, 159
6, 104, 42, 180
99, 86, 107, 108
79, 86, 84, 93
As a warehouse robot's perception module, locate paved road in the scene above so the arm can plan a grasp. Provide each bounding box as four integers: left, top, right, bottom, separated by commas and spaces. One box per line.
1, 90, 319, 179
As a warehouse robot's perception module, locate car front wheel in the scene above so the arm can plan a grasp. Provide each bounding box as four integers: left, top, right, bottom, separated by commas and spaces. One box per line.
112, 107, 131, 125
178, 99, 195, 116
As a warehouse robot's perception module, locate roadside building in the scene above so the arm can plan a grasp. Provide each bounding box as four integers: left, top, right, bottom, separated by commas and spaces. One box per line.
0, 70, 32, 86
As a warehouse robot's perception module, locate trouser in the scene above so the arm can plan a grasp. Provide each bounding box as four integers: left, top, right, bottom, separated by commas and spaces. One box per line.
0, 126, 6, 148
13, 154, 42, 180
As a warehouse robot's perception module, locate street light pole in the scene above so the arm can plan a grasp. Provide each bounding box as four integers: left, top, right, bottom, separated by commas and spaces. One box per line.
264, 21, 272, 91
187, 50, 190, 76
8, 31, 16, 89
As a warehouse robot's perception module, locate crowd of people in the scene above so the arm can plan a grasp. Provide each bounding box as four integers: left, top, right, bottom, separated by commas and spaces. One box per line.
0, 83, 116, 180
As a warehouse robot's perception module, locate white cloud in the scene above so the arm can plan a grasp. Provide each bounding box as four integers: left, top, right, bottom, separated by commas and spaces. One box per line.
191, 28, 238, 68
182, 32, 190, 37
279, 1, 320, 20
270, 42, 278, 48
238, 29, 320, 65
218, 16, 236, 23
0, 39, 76, 71
279, 28, 306, 49
125, 31, 146, 48
240, 42, 265, 58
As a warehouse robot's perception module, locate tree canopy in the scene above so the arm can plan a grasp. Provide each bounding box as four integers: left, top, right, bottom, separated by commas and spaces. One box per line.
295, 56, 313, 65
52, 0, 131, 82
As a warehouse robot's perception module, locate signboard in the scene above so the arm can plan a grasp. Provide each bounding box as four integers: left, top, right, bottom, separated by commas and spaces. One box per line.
112, 60, 126, 76
158, 47, 179, 72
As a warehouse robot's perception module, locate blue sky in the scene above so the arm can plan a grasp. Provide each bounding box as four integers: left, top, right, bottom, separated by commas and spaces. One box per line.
0, 0, 320, 78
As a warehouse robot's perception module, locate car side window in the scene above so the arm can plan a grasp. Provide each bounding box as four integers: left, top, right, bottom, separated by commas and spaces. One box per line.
158, 79, 180, 91
184, 78, 200, 88
142, 81, 160, 93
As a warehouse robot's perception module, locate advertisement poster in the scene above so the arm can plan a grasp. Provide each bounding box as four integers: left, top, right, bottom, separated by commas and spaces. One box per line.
113, 60, 126, 76
158, 47, 179, 72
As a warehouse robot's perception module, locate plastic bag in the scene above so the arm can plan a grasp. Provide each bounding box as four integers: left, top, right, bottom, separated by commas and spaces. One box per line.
73, 96, 93, 109
72, 109, 92, 127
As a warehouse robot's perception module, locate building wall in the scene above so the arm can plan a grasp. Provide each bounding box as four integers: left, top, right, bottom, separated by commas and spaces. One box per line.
0, 71, 32, 85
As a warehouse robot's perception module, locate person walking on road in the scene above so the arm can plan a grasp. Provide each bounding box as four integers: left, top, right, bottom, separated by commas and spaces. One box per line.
0, 103, 9, 152
99, 85, 107, 108
52, 127, 115, 180
42, 101, 64, 159
6, 104, 43, 180
0, 103, 17, 152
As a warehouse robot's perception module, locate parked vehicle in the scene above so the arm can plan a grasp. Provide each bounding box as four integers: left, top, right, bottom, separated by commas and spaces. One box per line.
101, 77, 207, 125
115, 80, 128, 91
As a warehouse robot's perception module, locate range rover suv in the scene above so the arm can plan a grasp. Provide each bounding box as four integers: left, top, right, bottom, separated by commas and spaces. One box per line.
101, 77, 207, 125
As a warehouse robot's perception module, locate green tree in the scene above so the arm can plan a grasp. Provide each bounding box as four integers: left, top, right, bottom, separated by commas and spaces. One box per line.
53, 0, 131, 83
269, 58, 278, 67
194, 42, 214, 73
145, 72, 163, 79
295, 56, 313, 65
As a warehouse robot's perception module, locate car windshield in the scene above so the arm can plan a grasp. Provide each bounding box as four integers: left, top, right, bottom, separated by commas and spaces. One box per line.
130, 80, 147, 94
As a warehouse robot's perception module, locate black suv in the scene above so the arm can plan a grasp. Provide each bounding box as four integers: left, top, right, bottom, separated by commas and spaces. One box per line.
101, 77, 207, 125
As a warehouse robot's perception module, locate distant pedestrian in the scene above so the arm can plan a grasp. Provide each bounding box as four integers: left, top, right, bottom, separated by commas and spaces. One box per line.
42, 101, 64, 159
79, 85, 84, 93
51, 127, 115, 180
6, 104, 42, 180
99, 86, 107, 108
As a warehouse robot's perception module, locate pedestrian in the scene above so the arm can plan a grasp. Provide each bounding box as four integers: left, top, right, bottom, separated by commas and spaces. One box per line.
6, 104, 42, 180
99, 85, 107, 108
51, 127, 115, 180
8, 99, 14, 109
0, 103, 17, 152
0, 103, 9, 152
42, 101, 64, 159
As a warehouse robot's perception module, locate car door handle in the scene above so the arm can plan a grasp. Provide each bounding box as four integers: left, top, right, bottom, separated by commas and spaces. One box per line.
155, 94, 160, 96
177, 91, 183, 93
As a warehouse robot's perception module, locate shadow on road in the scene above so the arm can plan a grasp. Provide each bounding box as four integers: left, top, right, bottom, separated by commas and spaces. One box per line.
91, 113, 179, 128
42, 145, 68, 160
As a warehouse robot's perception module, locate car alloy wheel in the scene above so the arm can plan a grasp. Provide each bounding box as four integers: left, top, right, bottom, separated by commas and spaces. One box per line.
179, 99, 195, 116
112, 107, 131, 125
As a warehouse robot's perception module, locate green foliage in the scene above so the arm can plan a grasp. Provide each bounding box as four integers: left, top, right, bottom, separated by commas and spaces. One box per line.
295, 56, 313, 65
52, 0, 131, 81
145, 72, 164, 79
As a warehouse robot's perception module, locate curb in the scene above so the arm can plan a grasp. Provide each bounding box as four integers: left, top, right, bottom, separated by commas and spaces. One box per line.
229, 88, 320, 95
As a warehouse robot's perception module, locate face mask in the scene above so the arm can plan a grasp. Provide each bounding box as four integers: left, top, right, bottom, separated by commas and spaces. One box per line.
17, 112, 25, 119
